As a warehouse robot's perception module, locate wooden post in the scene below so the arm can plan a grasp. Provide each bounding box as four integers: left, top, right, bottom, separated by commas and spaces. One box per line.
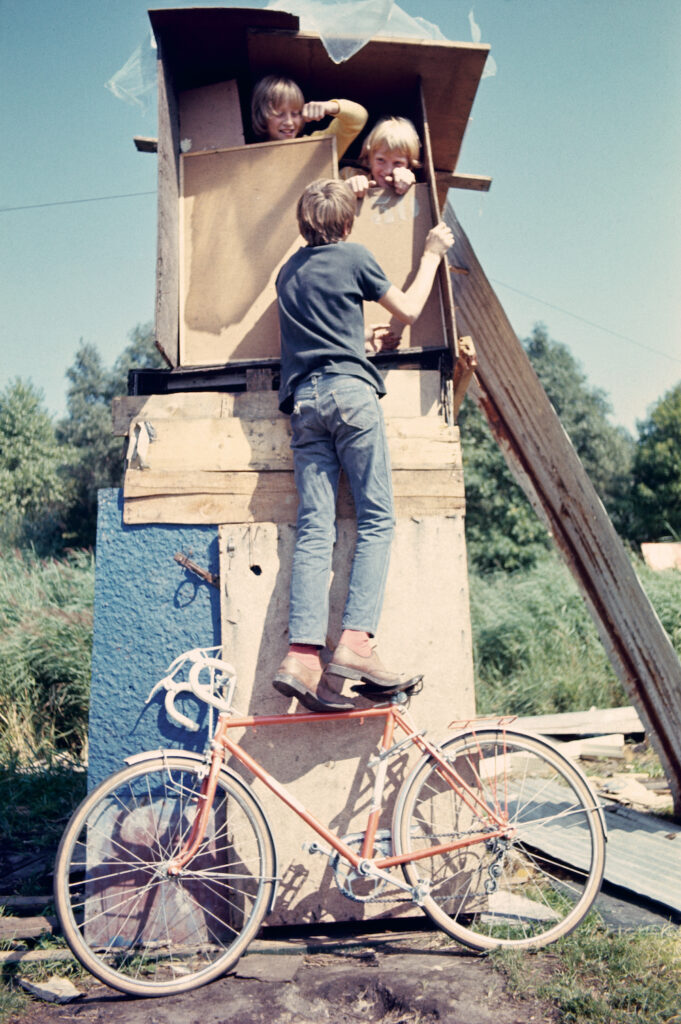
444, 202, 681, 816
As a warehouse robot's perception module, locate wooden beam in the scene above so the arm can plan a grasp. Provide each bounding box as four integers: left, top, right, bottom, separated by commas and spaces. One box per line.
444, 201, 681, 815
419, 81, 458, 362
436, 170, 492, 193
133, 136, 158, 153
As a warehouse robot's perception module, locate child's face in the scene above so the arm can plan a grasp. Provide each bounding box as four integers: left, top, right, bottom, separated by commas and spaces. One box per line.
266, 103, 304, 141
369, 145, 410, 188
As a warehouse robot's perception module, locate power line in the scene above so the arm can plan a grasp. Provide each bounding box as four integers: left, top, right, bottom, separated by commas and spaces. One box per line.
492, 278, 681, 365
0, 191, 156, 213
3, 189, 679, 369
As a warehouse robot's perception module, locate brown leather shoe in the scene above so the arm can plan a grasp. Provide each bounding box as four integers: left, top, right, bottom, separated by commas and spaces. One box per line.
273, 655, 353, 712
325, 643, 414, 689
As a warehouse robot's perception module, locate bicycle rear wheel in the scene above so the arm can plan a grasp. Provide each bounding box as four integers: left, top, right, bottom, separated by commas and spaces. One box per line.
393, 728, 605, 950
54, 755, 276, 996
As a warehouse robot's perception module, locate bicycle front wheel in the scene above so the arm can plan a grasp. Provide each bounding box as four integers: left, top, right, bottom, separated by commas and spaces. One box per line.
393, 728, 606, 950
54, 755, 276, 996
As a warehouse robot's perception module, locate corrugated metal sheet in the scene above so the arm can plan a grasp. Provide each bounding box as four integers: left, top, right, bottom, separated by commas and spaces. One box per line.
601, 804, 681, 912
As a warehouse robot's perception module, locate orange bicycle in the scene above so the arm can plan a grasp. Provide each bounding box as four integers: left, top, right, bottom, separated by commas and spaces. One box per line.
54, 646, 606, 997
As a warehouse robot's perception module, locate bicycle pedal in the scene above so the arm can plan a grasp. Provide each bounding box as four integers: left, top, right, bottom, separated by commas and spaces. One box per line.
351, 676, 423, 699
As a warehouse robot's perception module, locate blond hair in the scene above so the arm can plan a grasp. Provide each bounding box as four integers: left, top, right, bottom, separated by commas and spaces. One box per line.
360, 116, 421, 168
296, 179, 356, 246
251, 75, 305, 139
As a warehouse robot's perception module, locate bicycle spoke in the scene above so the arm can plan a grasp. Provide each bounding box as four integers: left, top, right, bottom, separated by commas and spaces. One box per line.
55, 758, 275, 996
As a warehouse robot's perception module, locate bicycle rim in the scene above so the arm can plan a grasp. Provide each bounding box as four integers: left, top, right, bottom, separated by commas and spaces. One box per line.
54, 756, 276, 996
394, 728, 606, 950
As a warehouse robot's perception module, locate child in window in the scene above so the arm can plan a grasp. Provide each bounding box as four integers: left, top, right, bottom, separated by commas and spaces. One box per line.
343, 116, 420, 198
273, 179, 453, 712
251, 75, 367, 158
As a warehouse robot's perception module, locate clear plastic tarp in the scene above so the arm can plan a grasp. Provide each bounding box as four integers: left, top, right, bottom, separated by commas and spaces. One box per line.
106, 1, 495, 111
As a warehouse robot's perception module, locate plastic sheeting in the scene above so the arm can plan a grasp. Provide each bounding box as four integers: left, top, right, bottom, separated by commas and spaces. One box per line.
265, 0, 446, 63
105, 1, 495, 111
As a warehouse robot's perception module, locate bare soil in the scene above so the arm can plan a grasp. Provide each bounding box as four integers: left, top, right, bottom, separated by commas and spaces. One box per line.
7, 932, 560, 1024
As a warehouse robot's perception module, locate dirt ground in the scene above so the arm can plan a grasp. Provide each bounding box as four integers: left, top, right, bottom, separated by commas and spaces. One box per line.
8, 931, 559, 1024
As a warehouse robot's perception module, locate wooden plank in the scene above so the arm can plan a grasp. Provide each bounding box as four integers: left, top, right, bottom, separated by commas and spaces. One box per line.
420, 83, 458, 360
123, 469, 464, 525
112, 370, 444, 435
437, 171, 492, 193
557, 735, 625, 760
124, 493, 463, 525
0, 916, 55, 940
133, 135, 157, 153
444, 200, 681, 815
155, 54, 180, 367
0, 895, 52, 910
0, 949, 73, 965
516, 706, 644, 737
124, 468, 463, 499
124, 415, 459, 473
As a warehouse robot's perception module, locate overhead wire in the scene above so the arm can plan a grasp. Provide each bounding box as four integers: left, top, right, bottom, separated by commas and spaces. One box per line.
1, 187, 678, 368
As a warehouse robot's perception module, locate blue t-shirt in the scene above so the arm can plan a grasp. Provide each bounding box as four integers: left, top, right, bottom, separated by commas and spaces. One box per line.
276, 241, 391, 413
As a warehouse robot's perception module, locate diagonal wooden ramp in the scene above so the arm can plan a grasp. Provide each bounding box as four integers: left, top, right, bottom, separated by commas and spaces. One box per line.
444, 201, 681, 816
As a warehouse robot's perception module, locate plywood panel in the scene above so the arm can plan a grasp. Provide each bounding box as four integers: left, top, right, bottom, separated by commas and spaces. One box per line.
349, 184, 444, 349
178, 80, 244, 152
180, 137, 336, 366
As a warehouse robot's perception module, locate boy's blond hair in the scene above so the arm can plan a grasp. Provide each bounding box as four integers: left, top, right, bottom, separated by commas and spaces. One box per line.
251, 75, 305, 139
297, 179, 356, 246
360, 116, 421, 168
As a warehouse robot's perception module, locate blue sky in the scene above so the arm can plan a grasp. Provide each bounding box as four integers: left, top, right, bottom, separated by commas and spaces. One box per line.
2, 0, 680, 433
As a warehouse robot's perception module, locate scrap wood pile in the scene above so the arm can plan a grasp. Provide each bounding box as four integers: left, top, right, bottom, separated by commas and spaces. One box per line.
518, 706, 674, 814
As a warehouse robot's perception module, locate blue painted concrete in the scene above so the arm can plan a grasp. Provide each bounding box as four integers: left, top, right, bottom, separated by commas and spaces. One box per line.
88, 490, 220, 788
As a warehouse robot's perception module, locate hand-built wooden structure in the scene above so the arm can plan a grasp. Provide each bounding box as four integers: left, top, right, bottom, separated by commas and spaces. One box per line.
106, 6, 681, 929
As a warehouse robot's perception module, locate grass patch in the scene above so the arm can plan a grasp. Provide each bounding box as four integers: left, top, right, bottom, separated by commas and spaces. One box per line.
469, 550, 681, 717
493, 916, 681, 1023
0, 547, 94, 763
0, 760, 86, 885
0, 760, 87, 1022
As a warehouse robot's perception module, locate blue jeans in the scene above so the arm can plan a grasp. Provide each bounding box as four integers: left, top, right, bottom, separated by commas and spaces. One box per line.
288, 372, 395, 646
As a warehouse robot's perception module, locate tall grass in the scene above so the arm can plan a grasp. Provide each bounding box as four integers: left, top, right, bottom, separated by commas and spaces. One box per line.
0, 548, 94, 762
469, 550, 681, 717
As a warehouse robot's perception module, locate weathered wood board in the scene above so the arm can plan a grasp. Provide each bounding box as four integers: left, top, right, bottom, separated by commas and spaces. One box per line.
124, 416, 458, 473
123, 472, 464, 525
112, 368, 443, 435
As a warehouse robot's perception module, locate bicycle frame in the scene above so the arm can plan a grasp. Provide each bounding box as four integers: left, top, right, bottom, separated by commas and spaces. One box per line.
167, 703, 513, 884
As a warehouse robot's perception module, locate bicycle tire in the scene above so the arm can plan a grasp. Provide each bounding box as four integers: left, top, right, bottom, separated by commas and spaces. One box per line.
393, 727, 606, 951
54, 755, 276, 996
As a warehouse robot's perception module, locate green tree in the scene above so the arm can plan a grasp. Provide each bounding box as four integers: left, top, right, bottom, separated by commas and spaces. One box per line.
459, 324, 635, 572
57, 323, 166, 548
631, 381, 681, 542
0, 379, 67, 550
458, 399, 551, 573
526, 325, 635, 536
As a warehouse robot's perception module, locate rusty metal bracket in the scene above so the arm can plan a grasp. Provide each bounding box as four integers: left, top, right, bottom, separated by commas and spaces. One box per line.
174, 552, 219, 588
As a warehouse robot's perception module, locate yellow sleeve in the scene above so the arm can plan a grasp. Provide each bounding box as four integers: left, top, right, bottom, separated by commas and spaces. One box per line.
307, 99, 368, 159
